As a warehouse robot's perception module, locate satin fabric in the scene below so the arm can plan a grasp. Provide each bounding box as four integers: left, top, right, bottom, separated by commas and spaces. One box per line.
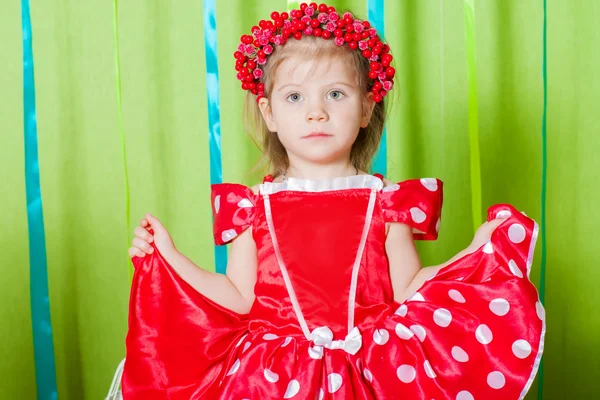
123, 176, 544, 399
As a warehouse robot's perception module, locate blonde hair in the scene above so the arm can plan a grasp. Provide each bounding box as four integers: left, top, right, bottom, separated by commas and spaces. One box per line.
243, 35, 390, 177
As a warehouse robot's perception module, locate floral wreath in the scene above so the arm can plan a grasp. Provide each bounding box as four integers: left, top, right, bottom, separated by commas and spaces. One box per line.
234, 2, 395, 103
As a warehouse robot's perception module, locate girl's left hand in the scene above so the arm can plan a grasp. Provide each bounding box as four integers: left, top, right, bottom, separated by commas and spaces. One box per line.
467, 216, 509, 252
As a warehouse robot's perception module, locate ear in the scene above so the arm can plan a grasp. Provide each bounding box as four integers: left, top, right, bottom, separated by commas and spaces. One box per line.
258, 97, 277, 132
360, 92, 376, 128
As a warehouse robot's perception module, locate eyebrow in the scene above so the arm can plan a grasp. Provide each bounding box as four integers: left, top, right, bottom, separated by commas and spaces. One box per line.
276, 81, 355, 92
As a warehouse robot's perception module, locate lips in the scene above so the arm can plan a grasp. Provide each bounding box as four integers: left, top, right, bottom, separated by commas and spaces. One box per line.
303, 132, 333, 138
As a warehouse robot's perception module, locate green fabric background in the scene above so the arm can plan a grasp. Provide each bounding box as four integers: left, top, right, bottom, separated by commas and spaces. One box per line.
1, 0, 598, 398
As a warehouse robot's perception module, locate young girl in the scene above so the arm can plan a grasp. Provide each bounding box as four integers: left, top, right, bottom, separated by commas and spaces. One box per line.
113, 3, 544, 399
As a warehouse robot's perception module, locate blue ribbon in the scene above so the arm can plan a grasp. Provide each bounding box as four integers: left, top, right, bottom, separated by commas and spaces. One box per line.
22, 1, 58, 399
368, 0, 387, 177
203, 0, 227, 274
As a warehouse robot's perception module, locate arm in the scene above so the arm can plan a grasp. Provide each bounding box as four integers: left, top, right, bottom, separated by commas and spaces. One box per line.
386, 222, 423, 303
133, 185, 260, 314
163, 227, 257, 314
399, 246, 474, 302
164, 184, 261, 314
386, 225, 475, 303
383, 178, 423, 303
393, 215, 507, 302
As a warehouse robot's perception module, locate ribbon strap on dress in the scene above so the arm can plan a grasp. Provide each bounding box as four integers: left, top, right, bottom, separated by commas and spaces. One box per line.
262, 185, 377, 354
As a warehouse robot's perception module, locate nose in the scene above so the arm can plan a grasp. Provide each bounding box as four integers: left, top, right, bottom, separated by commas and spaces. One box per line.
305, 100, 329, 123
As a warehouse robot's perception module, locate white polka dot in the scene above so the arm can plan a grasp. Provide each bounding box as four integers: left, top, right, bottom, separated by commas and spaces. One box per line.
383, 183, 400, 192
264, 368, 279, 383
373, 329, 390, 345
433, 309, 452, 327
449, 289, 466, 303
397, 365, 416, 383
235, 334, 247, 347
327, 373, 343, 393
221, 229, 238, 242
226, 359, 240, 376
424, 360, 437, 378
410, 207, 427, 224
451, 346, 469, 362
489, 298, 510, 316
455, 276, 465, 281
263, 333, 278, 341
407, 292, 425, 302
536, 301, 545, 320
512, 340, 532, 359
421, 178, 438, 191
281, 337, 293, 347
309, 345, 324, 360
496, 210, 512, 219
395, 323, 415, 340
214, 195, 221, 213
456, 391, 474, 400
436, 218, 441, 232
508, 259, 523, 278
395, 304, 408, 317
508, 223, 526, 243
237, 198, 254, 208
410, 325, 427, 342
483, 241, 494, 254
243, 342, 251, 352
487, 371, 506, 389
283, 380, 300, 398
363, 368, 373, 382
318, 388, 324, 400
475, 324, 493, 345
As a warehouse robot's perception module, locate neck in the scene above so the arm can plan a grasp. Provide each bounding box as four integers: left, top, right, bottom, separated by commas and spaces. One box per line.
284, 156, 358, 180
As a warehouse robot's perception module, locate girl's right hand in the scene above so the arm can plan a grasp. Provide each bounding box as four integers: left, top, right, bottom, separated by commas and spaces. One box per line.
128, 213, 177, 259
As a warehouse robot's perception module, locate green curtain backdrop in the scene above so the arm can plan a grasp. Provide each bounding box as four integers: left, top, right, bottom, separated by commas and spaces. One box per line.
1, 0, 598, 398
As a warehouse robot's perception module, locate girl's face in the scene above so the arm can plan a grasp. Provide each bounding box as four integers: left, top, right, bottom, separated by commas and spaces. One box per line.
259, 55, 374, 169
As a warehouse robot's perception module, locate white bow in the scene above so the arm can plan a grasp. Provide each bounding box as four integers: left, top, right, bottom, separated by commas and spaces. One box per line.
310, 326, 362, 355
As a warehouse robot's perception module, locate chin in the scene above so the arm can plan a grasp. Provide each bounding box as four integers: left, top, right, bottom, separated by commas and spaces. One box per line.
294, 148, 352, 165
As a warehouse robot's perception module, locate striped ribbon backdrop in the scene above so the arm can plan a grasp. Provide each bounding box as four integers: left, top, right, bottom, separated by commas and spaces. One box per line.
20, 1, 549, 398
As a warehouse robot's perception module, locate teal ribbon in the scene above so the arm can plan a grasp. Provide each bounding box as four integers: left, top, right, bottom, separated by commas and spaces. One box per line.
537, 0, 547, 397
368, 0, 387, 177
204, 0, 227, 274
22, 1, 58, 398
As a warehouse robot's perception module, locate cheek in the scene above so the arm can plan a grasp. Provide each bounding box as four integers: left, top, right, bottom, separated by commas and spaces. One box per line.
271, 101, 298, 124
337, 103, 363, 131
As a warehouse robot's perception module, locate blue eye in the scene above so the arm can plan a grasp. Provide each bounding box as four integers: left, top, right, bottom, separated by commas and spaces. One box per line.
287, 93, 303, 102
327, 90, 346, 100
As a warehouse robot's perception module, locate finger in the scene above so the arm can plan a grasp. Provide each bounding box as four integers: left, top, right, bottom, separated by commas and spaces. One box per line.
134, 226, 153, 243
133, 237, 154, 254
140, 218, 149, 228
489, 218, 505, 229
145, 213, 164, 230
128, 247, 145, 258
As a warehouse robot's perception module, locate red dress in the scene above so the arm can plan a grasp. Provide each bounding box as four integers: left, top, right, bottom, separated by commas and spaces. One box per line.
121, 175, 544, 399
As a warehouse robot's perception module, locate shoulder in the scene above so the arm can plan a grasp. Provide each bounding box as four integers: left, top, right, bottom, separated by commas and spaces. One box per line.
379, 176, 444, 241
383, 178, 396, 188
250, 184, 261, 195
